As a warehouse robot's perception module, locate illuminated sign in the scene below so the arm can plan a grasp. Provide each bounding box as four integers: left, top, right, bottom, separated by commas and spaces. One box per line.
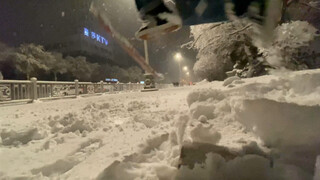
84, 28, 108, 46
105, 78, 118, 82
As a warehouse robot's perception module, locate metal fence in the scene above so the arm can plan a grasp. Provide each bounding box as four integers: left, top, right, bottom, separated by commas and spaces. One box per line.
0, 78, 172, 105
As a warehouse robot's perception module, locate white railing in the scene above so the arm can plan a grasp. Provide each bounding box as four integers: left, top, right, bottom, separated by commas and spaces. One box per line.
0, 77, 172, 105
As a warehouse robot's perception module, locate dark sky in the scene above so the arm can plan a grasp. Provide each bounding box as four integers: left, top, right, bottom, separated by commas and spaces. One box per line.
0, 0, 197, 82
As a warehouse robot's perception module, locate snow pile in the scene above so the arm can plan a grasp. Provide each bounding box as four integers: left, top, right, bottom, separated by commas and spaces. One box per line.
96, 132, 181, 180
0, 128, 47, 146
99, 69, 320, 179
48, 112, 104, 135
183, 69, 320, 178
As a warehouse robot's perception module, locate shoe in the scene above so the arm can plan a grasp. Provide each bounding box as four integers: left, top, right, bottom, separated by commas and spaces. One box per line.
136, 14, 181, 40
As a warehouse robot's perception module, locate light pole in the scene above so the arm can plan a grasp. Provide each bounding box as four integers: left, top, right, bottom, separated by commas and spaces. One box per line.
144, 40, 149, 66
174, 53, 182, 82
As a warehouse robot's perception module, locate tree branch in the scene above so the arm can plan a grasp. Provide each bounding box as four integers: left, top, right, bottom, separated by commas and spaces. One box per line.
229, 24, 253, 36
190, 22, 225, 49
299, 2, 320, 11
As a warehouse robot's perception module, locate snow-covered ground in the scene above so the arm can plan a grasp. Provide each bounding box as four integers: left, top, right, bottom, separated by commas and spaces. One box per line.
1, 69, 320, 179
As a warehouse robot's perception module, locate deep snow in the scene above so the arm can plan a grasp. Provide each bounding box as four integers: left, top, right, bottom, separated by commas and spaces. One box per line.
1, 69, 320, 179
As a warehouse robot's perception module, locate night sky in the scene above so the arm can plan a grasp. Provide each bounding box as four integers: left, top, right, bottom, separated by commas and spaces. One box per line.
0, 0, 197, 82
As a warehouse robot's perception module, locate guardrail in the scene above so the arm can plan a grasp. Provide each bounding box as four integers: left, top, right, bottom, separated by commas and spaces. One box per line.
0, 77, 172, 105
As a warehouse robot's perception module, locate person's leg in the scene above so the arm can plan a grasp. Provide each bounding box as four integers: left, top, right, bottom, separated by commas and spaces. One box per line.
135, 0, 170, 18
174, 0, 227, 25
174, 0, 268, 25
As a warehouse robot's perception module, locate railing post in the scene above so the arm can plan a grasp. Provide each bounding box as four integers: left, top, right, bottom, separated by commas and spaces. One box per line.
75, 79, 79, 97
18, 84, 22, 99
10, 84, 15, 100
100, 81, 104, 93
31, 77, 37, 101
50, 84, 53, 97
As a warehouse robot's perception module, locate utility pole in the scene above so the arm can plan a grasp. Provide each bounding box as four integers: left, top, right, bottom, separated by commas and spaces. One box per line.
144, 40, 149, 67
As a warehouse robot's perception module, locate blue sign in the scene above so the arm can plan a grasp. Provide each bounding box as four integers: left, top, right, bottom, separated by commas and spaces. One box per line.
84, 28, 108, 46
140, 81, 145, 84
105, 78, 118, 82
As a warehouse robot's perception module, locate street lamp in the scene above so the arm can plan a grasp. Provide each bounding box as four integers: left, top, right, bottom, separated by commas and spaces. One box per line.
174, 52, 182, 82
186, 72, 190, 76
183, 66, 188, 71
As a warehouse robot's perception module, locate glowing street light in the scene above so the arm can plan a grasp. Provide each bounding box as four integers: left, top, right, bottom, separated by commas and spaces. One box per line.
183, 66, 188, 71
174, 53, 182, 61
186, 72, 190, 76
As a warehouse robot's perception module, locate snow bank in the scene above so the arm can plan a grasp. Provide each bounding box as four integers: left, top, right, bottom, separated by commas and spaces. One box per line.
184, 69, 320, 178
102, 69, 320, 179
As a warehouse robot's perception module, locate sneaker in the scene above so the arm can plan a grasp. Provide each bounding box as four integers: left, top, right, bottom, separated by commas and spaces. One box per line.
136, 15, 181, 40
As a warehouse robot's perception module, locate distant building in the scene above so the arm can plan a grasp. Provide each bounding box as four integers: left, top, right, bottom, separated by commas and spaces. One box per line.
0, 0, 130, 66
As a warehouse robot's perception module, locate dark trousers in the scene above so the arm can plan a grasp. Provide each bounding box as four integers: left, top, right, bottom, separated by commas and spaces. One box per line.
135, 0, 164, 17
135, 0, 255, 25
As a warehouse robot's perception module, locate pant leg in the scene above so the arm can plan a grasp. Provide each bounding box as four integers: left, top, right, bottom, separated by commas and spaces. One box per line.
135, 0, 163, 15
135, 0, 156, 10
175, 0, 228, 25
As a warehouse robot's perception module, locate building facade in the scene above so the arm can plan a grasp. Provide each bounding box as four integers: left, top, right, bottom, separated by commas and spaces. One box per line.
0, 0, 129, 66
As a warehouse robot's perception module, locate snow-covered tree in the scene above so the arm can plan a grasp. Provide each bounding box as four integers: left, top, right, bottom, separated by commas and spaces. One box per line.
127, 66, 144, 83
50, 52, 69, 81
190, 18, 318, 81
190, 21, 263, 81
265, 21, 318, 70
15, 44, 49, 80
67, 56, 97, 81
110, 66, 130, 82
0, 42, 14, 62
